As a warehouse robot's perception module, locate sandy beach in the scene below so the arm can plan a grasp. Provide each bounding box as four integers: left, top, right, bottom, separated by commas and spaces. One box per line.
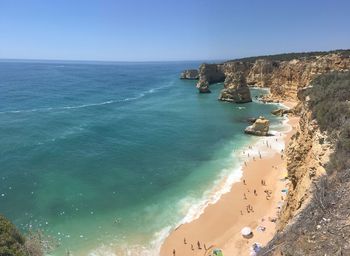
160, 106, 299, 256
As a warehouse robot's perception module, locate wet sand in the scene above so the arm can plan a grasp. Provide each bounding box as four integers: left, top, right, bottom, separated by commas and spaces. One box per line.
160, 114, 299, 256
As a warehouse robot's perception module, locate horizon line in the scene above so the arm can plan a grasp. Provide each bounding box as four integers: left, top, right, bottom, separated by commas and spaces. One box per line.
1, 48, 348, 64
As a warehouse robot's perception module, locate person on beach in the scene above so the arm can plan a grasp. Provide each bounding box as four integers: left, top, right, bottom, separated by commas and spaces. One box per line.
191, 244, 194, 250
254, 189, 257, 196
243, 179, 246, 185
184, 238, 186, 244
204, 244, 207, 251
173, 249, 176, 255
197, 241, 201, 249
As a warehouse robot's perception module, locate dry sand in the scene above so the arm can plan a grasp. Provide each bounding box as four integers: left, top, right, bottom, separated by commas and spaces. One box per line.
160, 114, 299, 256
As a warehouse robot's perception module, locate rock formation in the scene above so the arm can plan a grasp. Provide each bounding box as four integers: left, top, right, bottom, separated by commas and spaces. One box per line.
218, 72, 252, 103
244, 116, 270, 136
187, 51, 350, 100
271, 108, 292, 116
180, 69, 199, 80
196, 64, 225, 93
260, 72, 350, 255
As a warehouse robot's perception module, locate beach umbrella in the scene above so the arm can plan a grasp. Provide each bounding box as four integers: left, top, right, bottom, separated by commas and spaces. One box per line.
241, 227, 252, 238
213, 248, 223, 256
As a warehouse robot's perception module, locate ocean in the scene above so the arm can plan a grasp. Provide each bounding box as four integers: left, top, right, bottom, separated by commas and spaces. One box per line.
0, 60, 284, 255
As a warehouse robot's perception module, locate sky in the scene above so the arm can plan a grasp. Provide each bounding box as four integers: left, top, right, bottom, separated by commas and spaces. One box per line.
0, 0, 349, 61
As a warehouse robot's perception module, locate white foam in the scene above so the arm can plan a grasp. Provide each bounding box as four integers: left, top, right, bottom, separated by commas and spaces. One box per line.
0, 82, 174, 115
87, 94, 292, 256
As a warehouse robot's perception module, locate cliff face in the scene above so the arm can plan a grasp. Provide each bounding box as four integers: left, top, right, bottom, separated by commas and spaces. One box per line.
196, 64, 225, 93
180, 69, 199, 80
248, 54, 350, 99
259, 72, 350, 256
277, 89, 332, 230
196, 53, 350, 99
218, 71, 252, 103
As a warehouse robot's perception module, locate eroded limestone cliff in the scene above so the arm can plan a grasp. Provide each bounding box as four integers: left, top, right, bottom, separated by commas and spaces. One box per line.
218, 71, 252, 103
259, 72, 350, 256
193, 51, 350, 101
276, 88, 332, 230
180, 69, 199, 80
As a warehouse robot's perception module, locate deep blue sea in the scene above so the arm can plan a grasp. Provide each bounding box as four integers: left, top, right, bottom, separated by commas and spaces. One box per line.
0, 61, 283, 255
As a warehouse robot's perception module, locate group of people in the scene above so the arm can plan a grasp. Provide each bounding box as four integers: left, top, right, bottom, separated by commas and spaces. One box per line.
240, 177, 273, 215
172, 238, 208, 255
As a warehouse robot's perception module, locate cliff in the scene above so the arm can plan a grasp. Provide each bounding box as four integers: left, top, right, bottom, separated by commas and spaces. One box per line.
218, 71, 252, 103
259, 72, 350, 255
180, 69, 199, 80
196, 63, 225, 93
193, 50, 350, 100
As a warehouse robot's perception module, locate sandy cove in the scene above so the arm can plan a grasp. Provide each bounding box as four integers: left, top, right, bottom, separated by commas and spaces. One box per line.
160, 110, 299, 256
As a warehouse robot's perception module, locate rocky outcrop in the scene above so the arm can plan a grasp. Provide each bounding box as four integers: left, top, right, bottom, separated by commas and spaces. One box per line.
276, 104, 331, 231
180, 69, 199, 80
198, 81, 211, 93
246, 53, 350, 100
197, 64, 225, 84
271, 108, 292, 116
196, 64, 225, 93
189, 52, 350, 100
244, 116, 270, 136
218, 72, 252, 103
258, 72, 350, 255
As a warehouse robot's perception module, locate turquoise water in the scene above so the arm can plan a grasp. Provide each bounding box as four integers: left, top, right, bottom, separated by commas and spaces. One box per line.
0, 61, 281, 255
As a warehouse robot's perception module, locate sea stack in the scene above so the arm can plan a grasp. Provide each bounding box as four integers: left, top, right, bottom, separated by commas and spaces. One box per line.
196, 63, 225, 93
244, 116, 270, 136
196, 79, 211, 93
180, 69, 199, 80
271, 108, 292, 116
218, 72, 252, 103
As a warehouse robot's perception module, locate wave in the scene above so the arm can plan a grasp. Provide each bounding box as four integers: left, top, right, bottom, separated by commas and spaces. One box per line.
86, 114, 291, 256
0, 82, 174, 115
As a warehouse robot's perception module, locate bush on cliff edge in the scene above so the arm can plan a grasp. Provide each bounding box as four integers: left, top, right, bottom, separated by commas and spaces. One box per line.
308, 71, 350, 172
0, 215, 27, 256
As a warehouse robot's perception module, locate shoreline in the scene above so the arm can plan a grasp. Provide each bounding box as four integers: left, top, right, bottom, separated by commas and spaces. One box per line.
160, 101, 298, 256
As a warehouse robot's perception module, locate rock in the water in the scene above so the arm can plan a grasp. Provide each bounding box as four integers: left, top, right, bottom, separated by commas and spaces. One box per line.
245, 116, 270, 136
271, 108, 292, 116
197, 80, 211, 93
195, 64, 225, 93
247, 117, 257, 124
219, 72, 252, 103
180, 69, 199, 80
197, 64, 225, 84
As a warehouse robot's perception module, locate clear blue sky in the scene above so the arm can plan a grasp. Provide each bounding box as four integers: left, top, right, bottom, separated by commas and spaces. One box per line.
0, 0, 349, 61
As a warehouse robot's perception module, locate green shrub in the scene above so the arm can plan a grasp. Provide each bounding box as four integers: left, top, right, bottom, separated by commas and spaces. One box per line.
226, 49, 350, 63
307, 72, 350, 173
0, 215, 27, 256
